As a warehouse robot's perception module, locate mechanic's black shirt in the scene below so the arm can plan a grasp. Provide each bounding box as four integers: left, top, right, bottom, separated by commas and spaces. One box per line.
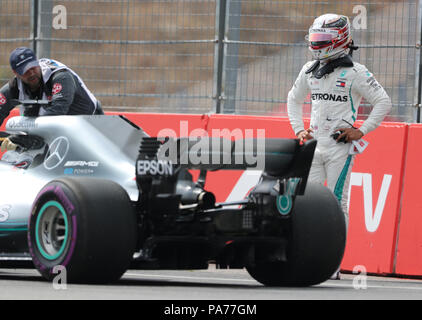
0, 69, 104, 126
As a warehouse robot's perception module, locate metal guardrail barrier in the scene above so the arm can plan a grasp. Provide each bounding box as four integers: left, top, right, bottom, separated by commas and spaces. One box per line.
0, 0, 420, 122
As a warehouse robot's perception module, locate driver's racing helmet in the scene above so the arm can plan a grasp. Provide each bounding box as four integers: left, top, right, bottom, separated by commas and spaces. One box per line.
306, 14, 352, 61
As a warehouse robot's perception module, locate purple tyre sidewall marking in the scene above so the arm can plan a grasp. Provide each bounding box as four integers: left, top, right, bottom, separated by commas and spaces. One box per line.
28, 183, 78, 275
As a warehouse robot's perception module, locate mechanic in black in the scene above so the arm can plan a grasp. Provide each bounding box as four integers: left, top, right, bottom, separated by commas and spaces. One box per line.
0, 47, 103, 127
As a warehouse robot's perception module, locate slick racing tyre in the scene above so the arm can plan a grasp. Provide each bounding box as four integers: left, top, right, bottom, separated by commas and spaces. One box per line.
247, 182, 346, 287
28, 177, 137, 284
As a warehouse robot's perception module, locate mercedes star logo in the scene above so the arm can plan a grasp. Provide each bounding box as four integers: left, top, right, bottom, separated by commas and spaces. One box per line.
43, 136, 70, 170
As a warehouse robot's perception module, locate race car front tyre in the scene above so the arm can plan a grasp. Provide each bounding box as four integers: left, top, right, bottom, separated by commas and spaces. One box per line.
246, 182, 346, 287
27, 177, 137, 284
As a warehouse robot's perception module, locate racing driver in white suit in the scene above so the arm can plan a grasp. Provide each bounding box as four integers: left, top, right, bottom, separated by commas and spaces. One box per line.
287, 14, 392, 277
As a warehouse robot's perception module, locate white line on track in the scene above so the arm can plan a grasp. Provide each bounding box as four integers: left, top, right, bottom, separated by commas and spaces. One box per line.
125, 272, 258, 284
326, 282, 422, 291
125, 272, 422, 291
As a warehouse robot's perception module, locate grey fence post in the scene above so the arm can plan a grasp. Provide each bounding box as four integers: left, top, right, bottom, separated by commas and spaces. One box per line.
31, 0, 52, 58
37, 0, 53, 59
223, 0, 241, 114
213, 0, 227, 113
416, 0, 422, 123
30, 0, 39, 53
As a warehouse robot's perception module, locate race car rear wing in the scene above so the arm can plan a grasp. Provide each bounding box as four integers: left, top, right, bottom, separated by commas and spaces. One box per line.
137, 137, 316, 196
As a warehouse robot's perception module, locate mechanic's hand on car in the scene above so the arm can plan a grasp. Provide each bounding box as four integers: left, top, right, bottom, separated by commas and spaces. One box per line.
0, 138, 17, 152
334, 127, 364, 143
296, 128, 314, 143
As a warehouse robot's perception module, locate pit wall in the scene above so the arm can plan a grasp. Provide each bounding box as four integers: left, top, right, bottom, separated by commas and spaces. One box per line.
2, 110, 422, 277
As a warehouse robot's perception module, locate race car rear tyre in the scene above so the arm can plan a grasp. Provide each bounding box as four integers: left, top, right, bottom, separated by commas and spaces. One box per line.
28, 177, 137, 284
246, 182, 346, 287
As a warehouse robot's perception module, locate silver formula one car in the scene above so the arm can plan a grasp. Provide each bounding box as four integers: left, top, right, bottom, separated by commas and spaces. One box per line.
0, 108, 346, 286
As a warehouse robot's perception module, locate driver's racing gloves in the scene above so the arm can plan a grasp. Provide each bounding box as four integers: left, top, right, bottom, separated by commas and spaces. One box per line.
0, 137, 17, 152
0, 134, 44, 152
